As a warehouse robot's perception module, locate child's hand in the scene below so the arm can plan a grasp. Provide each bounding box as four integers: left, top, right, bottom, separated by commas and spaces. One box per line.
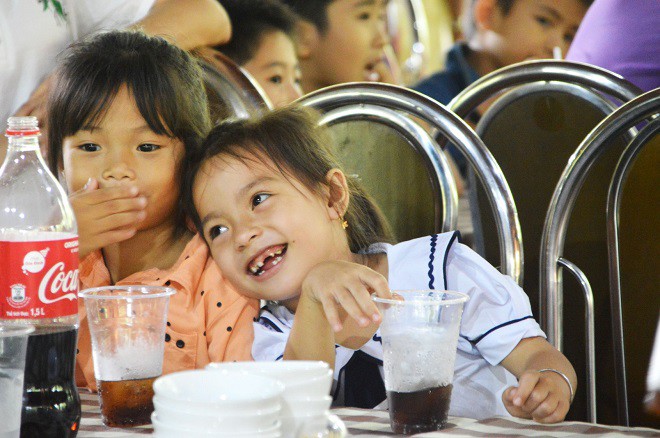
301, 260, 390, 332
502, 369, 572, 423
70, 178, 147, 259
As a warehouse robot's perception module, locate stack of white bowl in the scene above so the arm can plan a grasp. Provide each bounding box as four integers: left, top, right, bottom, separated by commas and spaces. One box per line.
207, 361, 333, 436
151, 370, 285, 437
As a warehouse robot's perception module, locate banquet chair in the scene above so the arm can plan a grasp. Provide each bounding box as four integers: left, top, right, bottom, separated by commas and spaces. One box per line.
193, 47, 272, 122
299, 82, 522, 283
448, 60, 641, 423
541, 88, 660, 427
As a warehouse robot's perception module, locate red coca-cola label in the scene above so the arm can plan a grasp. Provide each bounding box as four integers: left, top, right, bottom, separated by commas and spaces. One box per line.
0, 237, 79, 319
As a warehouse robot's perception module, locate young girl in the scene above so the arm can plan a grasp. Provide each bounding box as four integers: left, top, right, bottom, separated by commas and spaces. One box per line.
46, 30, 259, 391
183, 106, 577, 423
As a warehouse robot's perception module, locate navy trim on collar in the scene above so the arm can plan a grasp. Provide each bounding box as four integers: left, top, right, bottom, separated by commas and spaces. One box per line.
427, 234, 438, 289
443, 231, 461, 290
257, 315, 284, 333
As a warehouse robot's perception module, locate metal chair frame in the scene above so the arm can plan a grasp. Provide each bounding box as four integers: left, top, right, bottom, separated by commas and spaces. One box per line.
541, 88, 660, 426
298, 82, 523, 284
448, 60, 642, 424
195, 48, 272, 119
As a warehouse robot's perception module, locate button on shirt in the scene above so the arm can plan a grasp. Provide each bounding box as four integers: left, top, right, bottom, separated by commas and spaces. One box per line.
75, 234, 259, 391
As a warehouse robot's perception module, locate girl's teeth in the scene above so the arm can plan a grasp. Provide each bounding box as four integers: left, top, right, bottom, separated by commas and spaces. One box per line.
272, 256, 282, 266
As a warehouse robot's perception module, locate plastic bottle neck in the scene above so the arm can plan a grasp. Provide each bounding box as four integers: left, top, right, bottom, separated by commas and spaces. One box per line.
7, 134, 41, 151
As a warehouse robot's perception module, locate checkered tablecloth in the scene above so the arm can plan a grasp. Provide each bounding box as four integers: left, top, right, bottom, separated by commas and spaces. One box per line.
78, 391, 659, 437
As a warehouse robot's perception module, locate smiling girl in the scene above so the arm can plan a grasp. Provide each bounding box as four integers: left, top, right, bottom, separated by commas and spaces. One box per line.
184, 106, 577, 422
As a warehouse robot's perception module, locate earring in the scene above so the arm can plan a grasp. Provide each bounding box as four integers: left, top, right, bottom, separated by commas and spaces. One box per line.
341, 218, 348, 230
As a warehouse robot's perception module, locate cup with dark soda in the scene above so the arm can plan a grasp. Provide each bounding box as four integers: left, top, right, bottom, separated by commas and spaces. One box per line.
373, 290, 468, 435
79, 285, 175, 427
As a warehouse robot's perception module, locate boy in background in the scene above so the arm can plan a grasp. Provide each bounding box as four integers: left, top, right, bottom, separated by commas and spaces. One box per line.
216, 0, 303, 107
413, 0, 592, 176
280, 0, 392, 93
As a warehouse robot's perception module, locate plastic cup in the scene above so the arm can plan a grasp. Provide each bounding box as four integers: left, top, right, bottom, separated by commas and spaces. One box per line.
373, 290, 468, 434
0, 325, 34, 438
79, 285, 175, 427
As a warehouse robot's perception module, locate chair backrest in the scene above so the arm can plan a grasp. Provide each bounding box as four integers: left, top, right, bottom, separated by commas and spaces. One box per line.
449, 61, 641, 423
608, 118, 660, 428
470, 82, 616, 313
299, 82, 522, 283
193, 48, 271, 122
541, 88, 660, 426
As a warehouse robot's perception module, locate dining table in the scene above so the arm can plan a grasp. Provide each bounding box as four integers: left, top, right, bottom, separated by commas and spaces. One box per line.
77, 390, 660, 437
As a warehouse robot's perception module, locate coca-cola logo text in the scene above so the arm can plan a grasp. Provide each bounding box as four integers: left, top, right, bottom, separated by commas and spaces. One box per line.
38, 262, 78, 304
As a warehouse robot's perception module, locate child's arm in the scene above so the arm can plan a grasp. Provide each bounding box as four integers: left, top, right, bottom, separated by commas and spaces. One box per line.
283, 260, 390, 368
70, 178, 147, 259
500, 336, 577, 423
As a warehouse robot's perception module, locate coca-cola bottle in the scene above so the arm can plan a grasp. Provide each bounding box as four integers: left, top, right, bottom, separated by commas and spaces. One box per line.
0, 117, 81, 437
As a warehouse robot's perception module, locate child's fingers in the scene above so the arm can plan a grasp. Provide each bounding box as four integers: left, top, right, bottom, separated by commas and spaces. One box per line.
74, 184, 141, 206
318, 294, 342, 332
530, 395, 560, 423
501, 386, 531, 419
359, 269, 390, 299
333, 286, 371, 327
533, 399, 569, 424
510, 371, 542, 408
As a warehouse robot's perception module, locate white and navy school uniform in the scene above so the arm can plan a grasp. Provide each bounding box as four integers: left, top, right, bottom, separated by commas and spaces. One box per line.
252, 302, 386, 408
252, 232, 546, 418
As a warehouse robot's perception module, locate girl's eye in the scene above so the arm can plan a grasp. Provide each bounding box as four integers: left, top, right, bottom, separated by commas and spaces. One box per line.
268, 75, 283, 84
251, 193, 270, 208
79, 143, 100, 152
137, 143, 160, 152
358, 12, 371, 20
535, 16, 552, 27
209, 225, 228, 240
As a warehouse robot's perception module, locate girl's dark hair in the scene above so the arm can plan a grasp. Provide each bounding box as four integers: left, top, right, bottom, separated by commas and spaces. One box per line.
279, 0, 334, 33
217, 0, 299, 65
183, 106, 393, 252
47, 30, 211, 238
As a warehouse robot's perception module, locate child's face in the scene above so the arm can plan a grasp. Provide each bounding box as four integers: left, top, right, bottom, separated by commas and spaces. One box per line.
304, 0, 389, 91
484, 0, 588, 68
62, 86, 185, 231
243, 30, 303, 108
193, 154, 346, 304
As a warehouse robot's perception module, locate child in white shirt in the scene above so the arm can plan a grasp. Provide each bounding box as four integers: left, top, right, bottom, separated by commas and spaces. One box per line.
183, 106, 577, 423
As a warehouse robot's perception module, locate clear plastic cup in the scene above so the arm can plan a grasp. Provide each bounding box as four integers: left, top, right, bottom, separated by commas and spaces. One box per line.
0, 325, 34, 438
373, 290, 468, 434
79, 285, 175, 427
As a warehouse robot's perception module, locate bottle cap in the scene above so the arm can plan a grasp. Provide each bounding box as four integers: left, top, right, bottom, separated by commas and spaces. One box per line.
6, 116, 40, 136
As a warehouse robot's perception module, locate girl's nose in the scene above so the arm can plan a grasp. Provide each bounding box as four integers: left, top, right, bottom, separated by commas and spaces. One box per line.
285, 81, 303, 104
102, 152, 135, 183
235, 222, 262, 251
373, 19, 389, 49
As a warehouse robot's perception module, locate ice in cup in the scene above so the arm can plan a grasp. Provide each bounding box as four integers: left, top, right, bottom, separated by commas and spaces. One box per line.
79, 286, 175, 427
0, 325, 34, 438
373, 290, 468, 435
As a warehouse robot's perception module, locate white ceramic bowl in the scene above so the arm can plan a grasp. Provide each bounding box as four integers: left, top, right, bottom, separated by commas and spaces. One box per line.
152, 412, 281, 437
206, 361, 329, 384
279, 411, 329, 438
153, 398, 280, 431
153, 395, 281, 418
282, 369, 333, 398
281, 395, 333, 418
153, 370, 284, 411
